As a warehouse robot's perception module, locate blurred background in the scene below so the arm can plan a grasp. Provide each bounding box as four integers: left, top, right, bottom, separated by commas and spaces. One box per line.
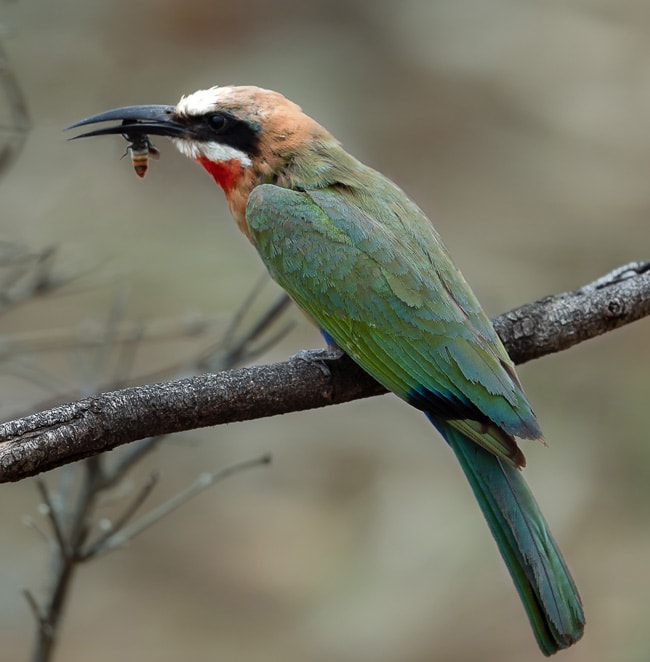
1, 0, 650, 660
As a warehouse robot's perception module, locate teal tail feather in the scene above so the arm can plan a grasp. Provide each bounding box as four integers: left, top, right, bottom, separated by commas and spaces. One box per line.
431, 418, 585, 655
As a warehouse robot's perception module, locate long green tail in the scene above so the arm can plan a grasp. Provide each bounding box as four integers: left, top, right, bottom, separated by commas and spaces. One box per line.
431, 418, 585, 655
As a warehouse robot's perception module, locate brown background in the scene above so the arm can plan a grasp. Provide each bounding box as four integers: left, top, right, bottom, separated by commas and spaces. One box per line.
2, 1, 650, 660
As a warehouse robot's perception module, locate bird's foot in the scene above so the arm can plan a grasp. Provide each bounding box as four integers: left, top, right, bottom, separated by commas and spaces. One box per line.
290, 347, 346, 377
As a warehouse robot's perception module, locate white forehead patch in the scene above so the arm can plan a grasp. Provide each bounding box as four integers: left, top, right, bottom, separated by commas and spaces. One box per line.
173, 85, 254, 166
172, 138, 252, 167
176, 86, 235, 116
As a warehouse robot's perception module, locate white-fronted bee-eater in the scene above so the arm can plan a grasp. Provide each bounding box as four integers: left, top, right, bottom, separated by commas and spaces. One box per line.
68, 85, 585, 655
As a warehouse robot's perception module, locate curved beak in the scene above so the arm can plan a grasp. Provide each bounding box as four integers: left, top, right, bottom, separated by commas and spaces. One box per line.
65, 104, 191, 140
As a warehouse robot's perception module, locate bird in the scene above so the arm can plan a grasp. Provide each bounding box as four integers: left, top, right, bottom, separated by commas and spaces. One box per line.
67, 85, 585, 654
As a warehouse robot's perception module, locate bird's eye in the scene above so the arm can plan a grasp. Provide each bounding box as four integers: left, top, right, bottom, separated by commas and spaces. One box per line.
206, 112, 229, 133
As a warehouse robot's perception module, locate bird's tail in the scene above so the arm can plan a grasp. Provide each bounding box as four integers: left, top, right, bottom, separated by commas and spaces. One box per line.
431, 418, 585, 655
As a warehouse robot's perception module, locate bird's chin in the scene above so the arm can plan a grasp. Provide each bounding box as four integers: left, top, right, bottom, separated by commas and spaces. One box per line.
172, 138, 252, 167
171, 137, 202, 160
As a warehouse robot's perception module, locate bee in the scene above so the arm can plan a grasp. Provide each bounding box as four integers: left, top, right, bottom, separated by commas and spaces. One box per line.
122, 128, 160, 178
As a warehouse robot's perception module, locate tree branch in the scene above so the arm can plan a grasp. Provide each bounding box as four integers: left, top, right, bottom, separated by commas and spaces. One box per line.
1, 261, 649, 483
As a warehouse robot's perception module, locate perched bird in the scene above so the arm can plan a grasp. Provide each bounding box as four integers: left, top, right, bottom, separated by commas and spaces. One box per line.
68, 85, 584, 654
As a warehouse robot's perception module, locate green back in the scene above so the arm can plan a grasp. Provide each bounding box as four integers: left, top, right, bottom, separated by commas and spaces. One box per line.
245, 179, 540, 446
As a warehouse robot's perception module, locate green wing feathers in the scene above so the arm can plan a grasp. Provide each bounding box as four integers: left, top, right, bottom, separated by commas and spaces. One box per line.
246, 183, 538, 464
245, 181, 584, 653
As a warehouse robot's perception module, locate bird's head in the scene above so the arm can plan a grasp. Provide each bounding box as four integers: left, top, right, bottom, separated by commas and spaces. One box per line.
67, 85, 330, 194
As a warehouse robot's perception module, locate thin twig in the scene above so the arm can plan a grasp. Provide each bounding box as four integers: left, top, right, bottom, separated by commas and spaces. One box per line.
17, 272, 289, 661
35, 480, 69, 558
22, 589, 44, 624
79, 472, 161, 560
0, 37, 30, 177
102, 436, 167, 488
199, 289, 292, 371
86, 454, 271, 559
217, 292, 293, 369
23, 516, 51, 545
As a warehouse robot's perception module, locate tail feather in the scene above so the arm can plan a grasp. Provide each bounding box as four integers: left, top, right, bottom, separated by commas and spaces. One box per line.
431, 418, 585, 655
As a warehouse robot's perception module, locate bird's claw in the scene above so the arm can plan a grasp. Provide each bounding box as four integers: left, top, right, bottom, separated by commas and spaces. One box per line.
290, 347, 345, 377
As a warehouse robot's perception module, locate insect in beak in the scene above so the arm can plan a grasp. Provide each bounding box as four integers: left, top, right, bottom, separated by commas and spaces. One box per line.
121, 127, 160, 179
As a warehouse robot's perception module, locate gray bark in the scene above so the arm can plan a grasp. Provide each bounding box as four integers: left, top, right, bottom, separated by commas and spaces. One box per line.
1, 261, 648, 483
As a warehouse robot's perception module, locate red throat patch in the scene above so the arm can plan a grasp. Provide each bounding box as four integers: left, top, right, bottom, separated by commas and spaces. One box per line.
197, 157, 243, 192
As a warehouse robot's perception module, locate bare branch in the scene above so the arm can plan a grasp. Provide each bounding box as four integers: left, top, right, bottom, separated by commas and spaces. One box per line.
15, 271, 290, 659
492, 261, 650, 364
1, 262, 648, 483
78, 471, 161, 560
0, 37, 30, 178
101, 436, 166, 487
24, 451, 271, 661
35, 479, 70, 558
84, 454, 271, 559
197, 288, 293, 371
22, 589, 44, 624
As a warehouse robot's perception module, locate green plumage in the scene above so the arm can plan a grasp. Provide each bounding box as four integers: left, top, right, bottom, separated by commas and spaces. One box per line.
436, 420, 583, 655
67, 85, 585, 654
245, 171, 584, 653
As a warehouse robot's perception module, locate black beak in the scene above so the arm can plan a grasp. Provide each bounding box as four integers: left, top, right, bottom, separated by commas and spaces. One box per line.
65, 104, 191, 140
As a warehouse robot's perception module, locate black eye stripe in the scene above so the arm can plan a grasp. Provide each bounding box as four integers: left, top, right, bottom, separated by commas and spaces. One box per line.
188, 112, 261, 157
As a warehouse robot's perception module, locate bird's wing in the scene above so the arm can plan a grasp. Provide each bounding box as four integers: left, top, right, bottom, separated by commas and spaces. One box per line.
246, 183, 540, 464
